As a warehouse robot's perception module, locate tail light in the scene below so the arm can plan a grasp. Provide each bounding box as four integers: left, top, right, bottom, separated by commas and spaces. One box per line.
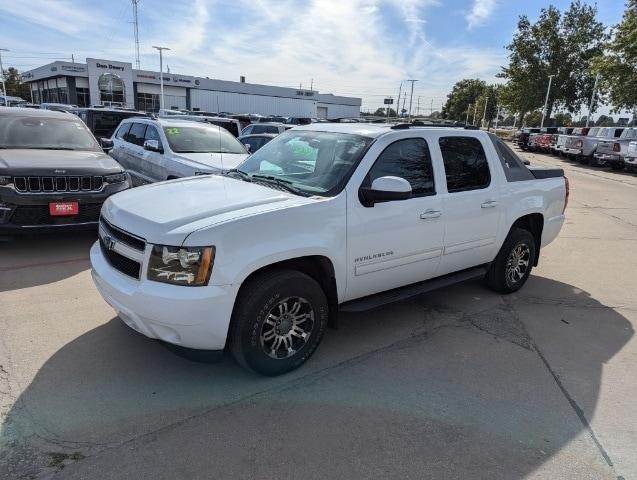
563, 176, 569, 214
575, 139, 583, 148
613, 143, 621, 152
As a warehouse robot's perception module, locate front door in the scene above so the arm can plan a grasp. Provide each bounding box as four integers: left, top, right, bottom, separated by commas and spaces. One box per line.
345, 137, 444, 301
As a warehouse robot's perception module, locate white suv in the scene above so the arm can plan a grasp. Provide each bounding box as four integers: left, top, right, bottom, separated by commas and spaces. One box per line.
110, 117, 249, 185
92, 124, 567, 375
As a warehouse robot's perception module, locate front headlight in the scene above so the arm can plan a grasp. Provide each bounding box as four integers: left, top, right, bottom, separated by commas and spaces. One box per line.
105, 172, 128, 184
147, 245, 215, 286
0, 175, 12, 186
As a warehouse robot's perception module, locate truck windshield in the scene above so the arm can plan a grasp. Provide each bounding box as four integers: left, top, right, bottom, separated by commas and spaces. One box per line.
588, 127, 601, 137
0, 115, 100, 151
163, 125, 246, 153
233, 130, 373, 196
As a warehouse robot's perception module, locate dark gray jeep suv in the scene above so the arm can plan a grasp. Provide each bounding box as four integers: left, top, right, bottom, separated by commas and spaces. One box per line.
0, 107, 130, 234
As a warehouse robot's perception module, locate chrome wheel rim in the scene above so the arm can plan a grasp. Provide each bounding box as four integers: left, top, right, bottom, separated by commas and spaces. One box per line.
506, 243, 531, 285
260, 296, 314, 359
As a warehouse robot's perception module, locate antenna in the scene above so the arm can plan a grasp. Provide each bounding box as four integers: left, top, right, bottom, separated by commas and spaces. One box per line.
132, 0, 141, 69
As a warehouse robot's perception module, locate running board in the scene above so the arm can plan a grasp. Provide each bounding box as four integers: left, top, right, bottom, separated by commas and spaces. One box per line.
339, 265, 489, 313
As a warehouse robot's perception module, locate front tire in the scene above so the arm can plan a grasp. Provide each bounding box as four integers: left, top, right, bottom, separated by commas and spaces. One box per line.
230, 269, 328, 376
485, 228, 536, 294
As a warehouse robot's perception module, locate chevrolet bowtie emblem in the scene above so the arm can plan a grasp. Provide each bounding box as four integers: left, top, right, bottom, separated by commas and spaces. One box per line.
103, 235, 116, 250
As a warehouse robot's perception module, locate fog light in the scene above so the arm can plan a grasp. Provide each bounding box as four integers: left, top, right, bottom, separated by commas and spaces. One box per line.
0, 203, 13, 224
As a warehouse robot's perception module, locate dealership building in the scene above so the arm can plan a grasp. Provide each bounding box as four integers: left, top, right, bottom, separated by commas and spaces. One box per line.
21, 58, 361, 119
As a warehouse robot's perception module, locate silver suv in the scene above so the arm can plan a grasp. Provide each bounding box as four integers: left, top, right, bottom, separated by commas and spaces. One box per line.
110, 117, 249, 185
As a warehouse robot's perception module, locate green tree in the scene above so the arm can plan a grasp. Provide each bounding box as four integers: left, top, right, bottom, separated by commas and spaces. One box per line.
371, 107, 397, 117
441, 78, 486, 121
595, 114, 615, 126
592, 0, 637, 115
524, 111, 543, 127
499, 1, 606, 122
1, 67, 31, 99
554, 112, 573, 126
473, 84, 499, 129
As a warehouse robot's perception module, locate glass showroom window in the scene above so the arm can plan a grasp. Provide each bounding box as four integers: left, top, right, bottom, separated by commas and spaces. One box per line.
98, 73, 126, 106
76, 87, 90, 107
137, 92, 160, 113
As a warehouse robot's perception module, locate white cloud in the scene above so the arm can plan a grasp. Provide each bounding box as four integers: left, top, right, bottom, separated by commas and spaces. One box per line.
466, 0, 497, 29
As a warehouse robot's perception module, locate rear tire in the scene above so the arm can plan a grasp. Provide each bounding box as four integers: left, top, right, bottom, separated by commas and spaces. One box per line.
610, 163, 624, 171
485, 228, 536, 294
230, 269, 328, 376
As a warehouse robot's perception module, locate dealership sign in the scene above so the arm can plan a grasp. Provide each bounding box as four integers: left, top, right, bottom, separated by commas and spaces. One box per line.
87, 58, 134, 108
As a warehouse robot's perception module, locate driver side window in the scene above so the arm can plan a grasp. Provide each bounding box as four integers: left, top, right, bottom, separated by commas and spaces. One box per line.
367, 138, 435, 197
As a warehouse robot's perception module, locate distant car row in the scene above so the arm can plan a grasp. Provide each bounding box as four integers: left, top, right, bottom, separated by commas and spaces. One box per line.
512, 126, 637, 172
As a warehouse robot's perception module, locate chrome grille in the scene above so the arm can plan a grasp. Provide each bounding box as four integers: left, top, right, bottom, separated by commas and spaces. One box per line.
13, 175, 104, 193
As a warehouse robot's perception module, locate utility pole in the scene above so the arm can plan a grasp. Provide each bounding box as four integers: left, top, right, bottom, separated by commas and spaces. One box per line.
396, 81, 403, 119
586, 73, 600, 127
0, 48, 8, 101
430, 98, 433, 115
472, 102, 478, 126
494, 105, 500, 130
152, 46, 170, 112
481, 95, 489, 128
465, 104, 471, 125
132, 0, 141, 69
406, 79, 417, 121
541, 74, 555, 128
416, 96, 420, 116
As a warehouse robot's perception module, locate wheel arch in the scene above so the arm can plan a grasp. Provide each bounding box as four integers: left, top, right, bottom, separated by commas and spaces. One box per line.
233, 255, 339, 328
509, 213, 544, 266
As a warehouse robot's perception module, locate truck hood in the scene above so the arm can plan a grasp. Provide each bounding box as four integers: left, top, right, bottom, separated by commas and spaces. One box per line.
101, 175, 310, 245
175, 152, 248, 172
0, 149, 123, 176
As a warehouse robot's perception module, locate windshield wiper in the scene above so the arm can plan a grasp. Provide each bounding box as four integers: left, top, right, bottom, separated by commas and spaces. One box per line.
225, 169, 252, 182
250, 174, 309, 197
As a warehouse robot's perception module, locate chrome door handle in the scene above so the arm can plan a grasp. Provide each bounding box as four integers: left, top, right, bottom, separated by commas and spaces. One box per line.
481, 200, 498, 208
420, 209, 441, 219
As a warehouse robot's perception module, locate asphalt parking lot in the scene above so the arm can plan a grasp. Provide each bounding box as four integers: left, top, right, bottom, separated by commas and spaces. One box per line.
1, 148, 636, 480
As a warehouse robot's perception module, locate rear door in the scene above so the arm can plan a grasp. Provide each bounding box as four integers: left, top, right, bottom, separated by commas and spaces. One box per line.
125, 122, 152, 184
436, 134, 502, 275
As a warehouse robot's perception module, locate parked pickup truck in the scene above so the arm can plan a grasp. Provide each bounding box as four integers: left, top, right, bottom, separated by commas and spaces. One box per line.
551, 127, 574, 156
91, 124, 568, 375
564, 127, 624, 165
513, 128, 541, 150
594, 127, 637, 170
625, 141, 637, 172
527, 128, 558, 152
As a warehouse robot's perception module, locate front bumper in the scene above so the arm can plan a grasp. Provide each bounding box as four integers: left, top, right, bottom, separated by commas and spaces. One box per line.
90, 242, 238, 350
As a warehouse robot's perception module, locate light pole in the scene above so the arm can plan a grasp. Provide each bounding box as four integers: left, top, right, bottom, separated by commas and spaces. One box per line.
586, 73, 600, 127
472, 102, 478, 126
152, 46, 170, 112
541, 74, 556, 128
0, 48, 8, 103
396, 82, 403, 119
406, 79, 417, 121
465, 104, 471, 125
481, 95, 489, 128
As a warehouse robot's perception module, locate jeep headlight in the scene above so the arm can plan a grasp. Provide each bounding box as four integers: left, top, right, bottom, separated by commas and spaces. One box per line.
148, 245, 215, 286
105, 172, 129, 184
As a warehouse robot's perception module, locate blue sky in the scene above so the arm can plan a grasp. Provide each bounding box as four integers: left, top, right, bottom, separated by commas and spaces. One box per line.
0, 0, 627, 116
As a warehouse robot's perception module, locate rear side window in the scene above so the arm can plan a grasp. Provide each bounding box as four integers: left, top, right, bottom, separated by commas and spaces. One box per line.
367, 138, 435, 197
126, 123, 147, 146
488, 133, 533, 182
439, 136, 490, 192
115, 123, 131, 140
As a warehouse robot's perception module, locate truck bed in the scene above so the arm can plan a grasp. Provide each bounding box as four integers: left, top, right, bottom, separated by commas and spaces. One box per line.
528, 167, 564, 179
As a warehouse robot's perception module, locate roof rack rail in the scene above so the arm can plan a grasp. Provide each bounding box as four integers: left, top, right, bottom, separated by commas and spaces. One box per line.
390, 123, 481, 130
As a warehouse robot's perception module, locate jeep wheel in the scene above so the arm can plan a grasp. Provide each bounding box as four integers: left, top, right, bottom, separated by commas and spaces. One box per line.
230, 269, 328, 376
485, 228, 536, 294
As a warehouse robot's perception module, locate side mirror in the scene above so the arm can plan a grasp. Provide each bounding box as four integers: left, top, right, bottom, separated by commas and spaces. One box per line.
244, 143, 251, 153
359, 176, 412, 207
144, 139, 163, 153
99, 138, 114, 152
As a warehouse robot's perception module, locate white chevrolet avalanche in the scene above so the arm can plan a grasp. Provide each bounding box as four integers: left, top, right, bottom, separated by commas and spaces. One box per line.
91, 124, 568, 375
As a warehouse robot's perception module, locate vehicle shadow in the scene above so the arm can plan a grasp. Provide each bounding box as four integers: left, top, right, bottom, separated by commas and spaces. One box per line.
0, 231, 96, 292
0, 276, 632, 479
